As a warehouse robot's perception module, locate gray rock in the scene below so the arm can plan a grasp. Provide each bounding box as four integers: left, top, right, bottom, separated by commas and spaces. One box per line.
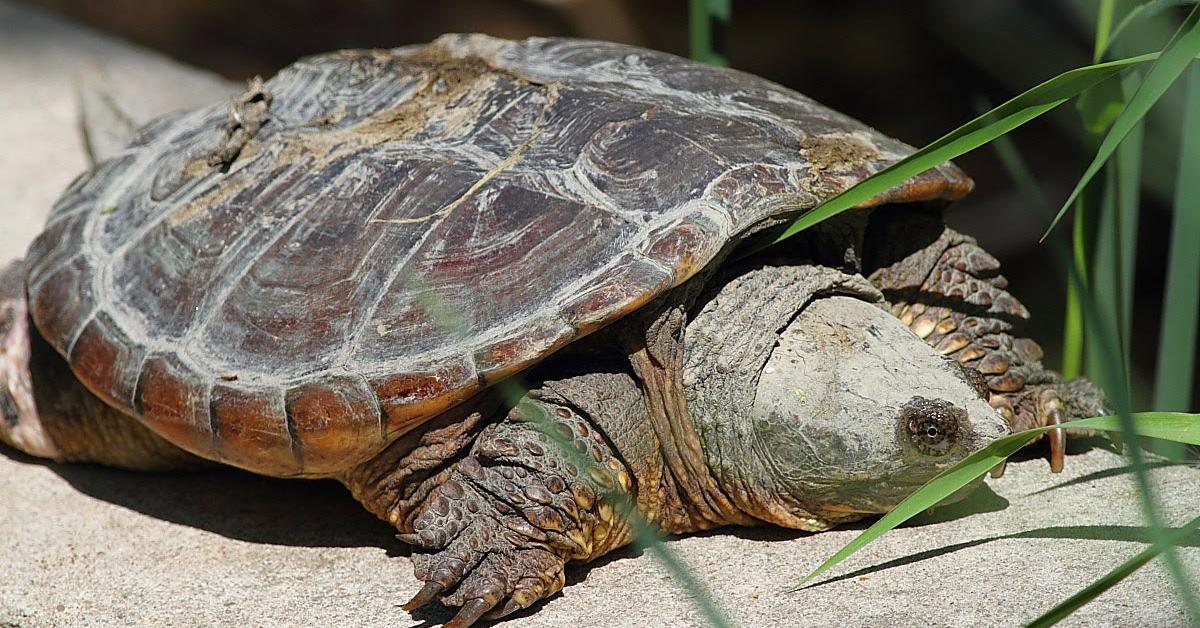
0, 0, 235, 260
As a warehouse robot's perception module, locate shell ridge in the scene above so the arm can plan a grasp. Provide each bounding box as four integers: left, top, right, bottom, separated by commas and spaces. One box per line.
103, 107, 231, 261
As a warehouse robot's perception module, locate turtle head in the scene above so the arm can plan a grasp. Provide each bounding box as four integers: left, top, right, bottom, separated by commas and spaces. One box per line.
746, 295, 1008, 528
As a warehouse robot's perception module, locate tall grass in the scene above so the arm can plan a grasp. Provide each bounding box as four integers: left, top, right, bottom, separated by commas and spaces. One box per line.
1153, 63, 1200, 413
774, 3, 1200, 625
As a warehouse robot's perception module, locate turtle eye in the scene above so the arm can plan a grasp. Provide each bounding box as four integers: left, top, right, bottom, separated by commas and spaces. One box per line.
898, 396, 965, 456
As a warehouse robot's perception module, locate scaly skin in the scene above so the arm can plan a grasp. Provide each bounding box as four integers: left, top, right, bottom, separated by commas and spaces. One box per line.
863, 207, 1109, 471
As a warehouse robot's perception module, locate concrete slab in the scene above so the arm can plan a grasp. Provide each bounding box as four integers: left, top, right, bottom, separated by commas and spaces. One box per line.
2, 444, 1196, 627
0, 3, 1196, 627
0, 0, 234, 258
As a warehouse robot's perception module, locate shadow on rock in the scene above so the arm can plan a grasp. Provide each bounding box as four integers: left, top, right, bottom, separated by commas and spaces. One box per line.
802, 523, 1200, 589
1027, 460, 1187, 496
1, 443, 396, 550
907, 481, 1010, 526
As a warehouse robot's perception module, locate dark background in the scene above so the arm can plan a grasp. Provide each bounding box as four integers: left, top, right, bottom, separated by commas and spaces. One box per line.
19, 0, 1196, 410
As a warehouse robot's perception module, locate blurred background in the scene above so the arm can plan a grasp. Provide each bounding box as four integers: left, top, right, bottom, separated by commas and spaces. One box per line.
11, 0, 1198, 410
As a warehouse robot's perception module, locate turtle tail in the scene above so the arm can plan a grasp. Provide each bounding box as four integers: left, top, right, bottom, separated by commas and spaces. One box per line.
0, 259, 61, 459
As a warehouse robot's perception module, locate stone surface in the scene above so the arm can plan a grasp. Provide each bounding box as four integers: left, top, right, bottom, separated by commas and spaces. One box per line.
1, 3, 1197, 627
0, 0, 234, 260
2, 444, 1197, 627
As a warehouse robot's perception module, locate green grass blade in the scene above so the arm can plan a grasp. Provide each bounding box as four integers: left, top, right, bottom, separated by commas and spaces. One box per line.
1042, 3, 1200, 239
1063, 209, 1087, 379
1153, 63, 1200, 411
1094, 0, 1117, 62
1026, 513, 1200, 628
1115, 72, 1145, 377
787, 413, 1200, 590
688, 0, 730, 67
1104, 0, 1199, 60
772, 52, 1162, 246
1087, 170, 1128, 390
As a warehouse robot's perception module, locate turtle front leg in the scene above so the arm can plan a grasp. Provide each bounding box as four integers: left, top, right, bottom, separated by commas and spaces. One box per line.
865, 215, 1110, 472
341, 390, 638, 627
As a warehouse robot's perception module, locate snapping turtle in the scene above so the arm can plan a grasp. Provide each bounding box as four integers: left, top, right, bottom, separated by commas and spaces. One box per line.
0, 35, 1102, 626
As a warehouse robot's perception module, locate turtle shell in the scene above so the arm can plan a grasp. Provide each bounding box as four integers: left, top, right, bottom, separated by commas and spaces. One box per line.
25, 34, 971, 477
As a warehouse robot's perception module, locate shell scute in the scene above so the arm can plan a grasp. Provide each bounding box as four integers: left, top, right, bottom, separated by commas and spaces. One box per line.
209, 383, 294, 475
67, 312, 144, 410
368, 356, 479, 433
558, 253, 673, 333
29, 256, 96, 353
134, 353, 213, 456
284, 374, 382, 474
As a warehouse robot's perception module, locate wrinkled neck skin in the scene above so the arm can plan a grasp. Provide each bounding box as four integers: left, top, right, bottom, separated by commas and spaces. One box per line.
680, 264, 885, 531
679, 263, 1008, 532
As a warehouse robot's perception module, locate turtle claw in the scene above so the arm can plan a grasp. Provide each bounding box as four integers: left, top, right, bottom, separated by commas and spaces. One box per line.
444, 598, 496, 628
482, 598, 523, 621
989, 460, 1007, 478
1046, 423, 1065, 474
402, 581, 444, 612
1039, 388, 1066, 474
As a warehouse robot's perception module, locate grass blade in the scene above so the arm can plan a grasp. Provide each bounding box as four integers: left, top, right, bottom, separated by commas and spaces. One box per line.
1114, 75, 1144, 379
1094, 0, 1117, 61
1063, 209, 1087, 379
688, 0, 731, 67
1087, 170, 1128, 390
772, 52, 1162, 245
788, 413, 1200, 591
1026, 514, 1200, 628
1153, 63, 1200, 411
1042, 3, 1200, 239
1103, 0, 1199, 60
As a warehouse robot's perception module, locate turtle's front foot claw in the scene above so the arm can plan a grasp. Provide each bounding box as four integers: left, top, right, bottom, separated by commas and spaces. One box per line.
990, 386, 1068, 474
399, 463, 571, 627
1039, 388, 1066, 474
405, 538, 566, 627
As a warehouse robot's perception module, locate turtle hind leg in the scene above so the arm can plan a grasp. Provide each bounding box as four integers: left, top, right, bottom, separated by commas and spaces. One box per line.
0, 259, 201, 471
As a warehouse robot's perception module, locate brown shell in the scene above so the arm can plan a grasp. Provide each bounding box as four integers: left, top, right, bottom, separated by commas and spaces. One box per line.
25, 34, 971, 477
